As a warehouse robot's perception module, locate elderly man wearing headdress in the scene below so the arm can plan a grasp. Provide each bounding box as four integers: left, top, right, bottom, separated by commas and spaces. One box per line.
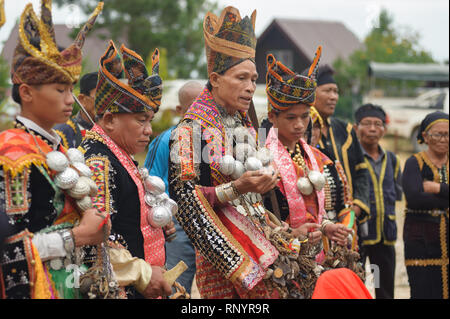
78, 41, 175, 299
0, 1, 107, 299
402, 111, 449, 299
263, 50, 353, 264
310, 65, 371, 240
168, 6, 287, 299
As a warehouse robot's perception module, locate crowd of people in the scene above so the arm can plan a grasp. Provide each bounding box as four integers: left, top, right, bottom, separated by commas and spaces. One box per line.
0, 1, 448, 300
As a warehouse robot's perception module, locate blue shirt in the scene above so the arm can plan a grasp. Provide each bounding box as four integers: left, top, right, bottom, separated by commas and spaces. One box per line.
144, 126, 175, 195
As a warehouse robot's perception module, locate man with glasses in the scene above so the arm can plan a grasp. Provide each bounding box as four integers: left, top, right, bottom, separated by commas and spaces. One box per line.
354, 103, 403, 299
54, 72, 98, 148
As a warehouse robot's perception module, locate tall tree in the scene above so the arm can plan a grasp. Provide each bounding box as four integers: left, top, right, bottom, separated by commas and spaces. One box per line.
55, 0, 217, 79
332, 9, 435, 120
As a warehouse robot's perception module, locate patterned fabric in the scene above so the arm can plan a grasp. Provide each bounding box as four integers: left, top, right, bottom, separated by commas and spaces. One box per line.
184, 87, 254, 186
310, 106, 324, 129
204, 6, 257, 75
265, 128, 326, 228
95, 41, 162, 116
0, 124, 82, 299
11, 0, 103, 85
169, 88, 280, 298
266, 46, 322, 112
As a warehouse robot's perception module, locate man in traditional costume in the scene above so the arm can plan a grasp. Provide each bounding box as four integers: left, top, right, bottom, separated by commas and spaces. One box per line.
263, 52, 353, 264
311, 65, 370, 228
54, 72, 98, 148
354, 104, 402, 299
168, 6, 286, 299
0, 1, 107, 299
402, 111, 449, 299
79, 41, 174, 299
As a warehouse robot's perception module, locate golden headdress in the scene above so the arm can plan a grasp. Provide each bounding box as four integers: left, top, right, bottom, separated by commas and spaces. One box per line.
11, 0, 103, 85
203, 6, 257, 75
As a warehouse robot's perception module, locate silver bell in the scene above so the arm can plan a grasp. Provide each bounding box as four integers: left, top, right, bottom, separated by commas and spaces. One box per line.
66, 148, 85, 164
144, 176, 166, 195
308, 170, 326, 191
46, 151, 69, 172
147, 206, 172, 228
55, 167, 79, 190
297, 177, 314, 195
231, 160, 245, 180
219, 155, 236, 176
244, 157, 263, 171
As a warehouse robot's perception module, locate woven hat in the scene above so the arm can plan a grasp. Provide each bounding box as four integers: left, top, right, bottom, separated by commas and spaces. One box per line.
95, 40, 162, 116
266, 46, 322, 112
204, 6, 257, 75
11, 0, 103, 85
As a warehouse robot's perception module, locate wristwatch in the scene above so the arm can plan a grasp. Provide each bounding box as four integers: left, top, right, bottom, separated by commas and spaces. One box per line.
59, 230, 75, 254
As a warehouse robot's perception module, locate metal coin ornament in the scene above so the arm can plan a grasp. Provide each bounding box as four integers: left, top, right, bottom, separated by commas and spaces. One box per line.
297, 177, 314, 195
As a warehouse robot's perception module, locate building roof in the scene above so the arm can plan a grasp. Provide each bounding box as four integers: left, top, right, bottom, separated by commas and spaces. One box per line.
1, 23, 127, 73
258, 18, 362, 65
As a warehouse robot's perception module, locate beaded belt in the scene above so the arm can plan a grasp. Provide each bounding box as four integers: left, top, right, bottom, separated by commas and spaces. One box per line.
406, 208, 449, 217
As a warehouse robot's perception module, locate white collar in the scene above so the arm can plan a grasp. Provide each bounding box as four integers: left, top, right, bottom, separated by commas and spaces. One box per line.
16, 115, 62, 148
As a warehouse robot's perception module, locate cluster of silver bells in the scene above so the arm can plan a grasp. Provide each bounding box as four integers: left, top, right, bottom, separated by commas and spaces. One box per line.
46, 148, 98, 212
139, 168, 178, 229
296, 170, 327, 195
219, 127, 274, 179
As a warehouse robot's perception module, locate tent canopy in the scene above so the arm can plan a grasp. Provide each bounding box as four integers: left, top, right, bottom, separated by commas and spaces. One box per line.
368, 62, 449, 82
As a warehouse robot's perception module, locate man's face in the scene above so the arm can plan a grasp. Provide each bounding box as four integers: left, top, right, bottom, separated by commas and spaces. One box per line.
21, 83, 74, 129
108, 110, 154, 155
78, 88, 96, 120
314, 83, 339, 120
176, 86, 203, 116
210, 60, 258, 113
268, 103, 311, 146
355, 116, 385, 147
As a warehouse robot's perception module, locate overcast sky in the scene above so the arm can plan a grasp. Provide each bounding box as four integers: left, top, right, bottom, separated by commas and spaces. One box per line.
1, 0, 448, 62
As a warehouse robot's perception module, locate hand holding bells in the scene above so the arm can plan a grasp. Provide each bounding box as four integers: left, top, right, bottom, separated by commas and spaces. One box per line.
140, 168, 177, 242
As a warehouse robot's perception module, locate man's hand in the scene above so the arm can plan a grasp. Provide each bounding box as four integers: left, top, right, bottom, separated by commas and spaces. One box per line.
163, 221, 176, 237
291, 223, 320, 241
141, 266, 172, 299
351, 204, 362, 217
323, 223, 353, 246
72, 208, 111, 246
233, 168, 279, 195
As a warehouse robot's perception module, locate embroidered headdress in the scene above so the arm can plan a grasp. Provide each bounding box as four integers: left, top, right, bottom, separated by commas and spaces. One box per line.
204, 6, 257, 75
266, 46, 322, 113
11, 0, 103, 85
95, 41, 162, 116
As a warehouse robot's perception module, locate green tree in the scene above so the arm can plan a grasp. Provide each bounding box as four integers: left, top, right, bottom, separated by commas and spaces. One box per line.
55, 0, 217, 79
333, 9, 435, 120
